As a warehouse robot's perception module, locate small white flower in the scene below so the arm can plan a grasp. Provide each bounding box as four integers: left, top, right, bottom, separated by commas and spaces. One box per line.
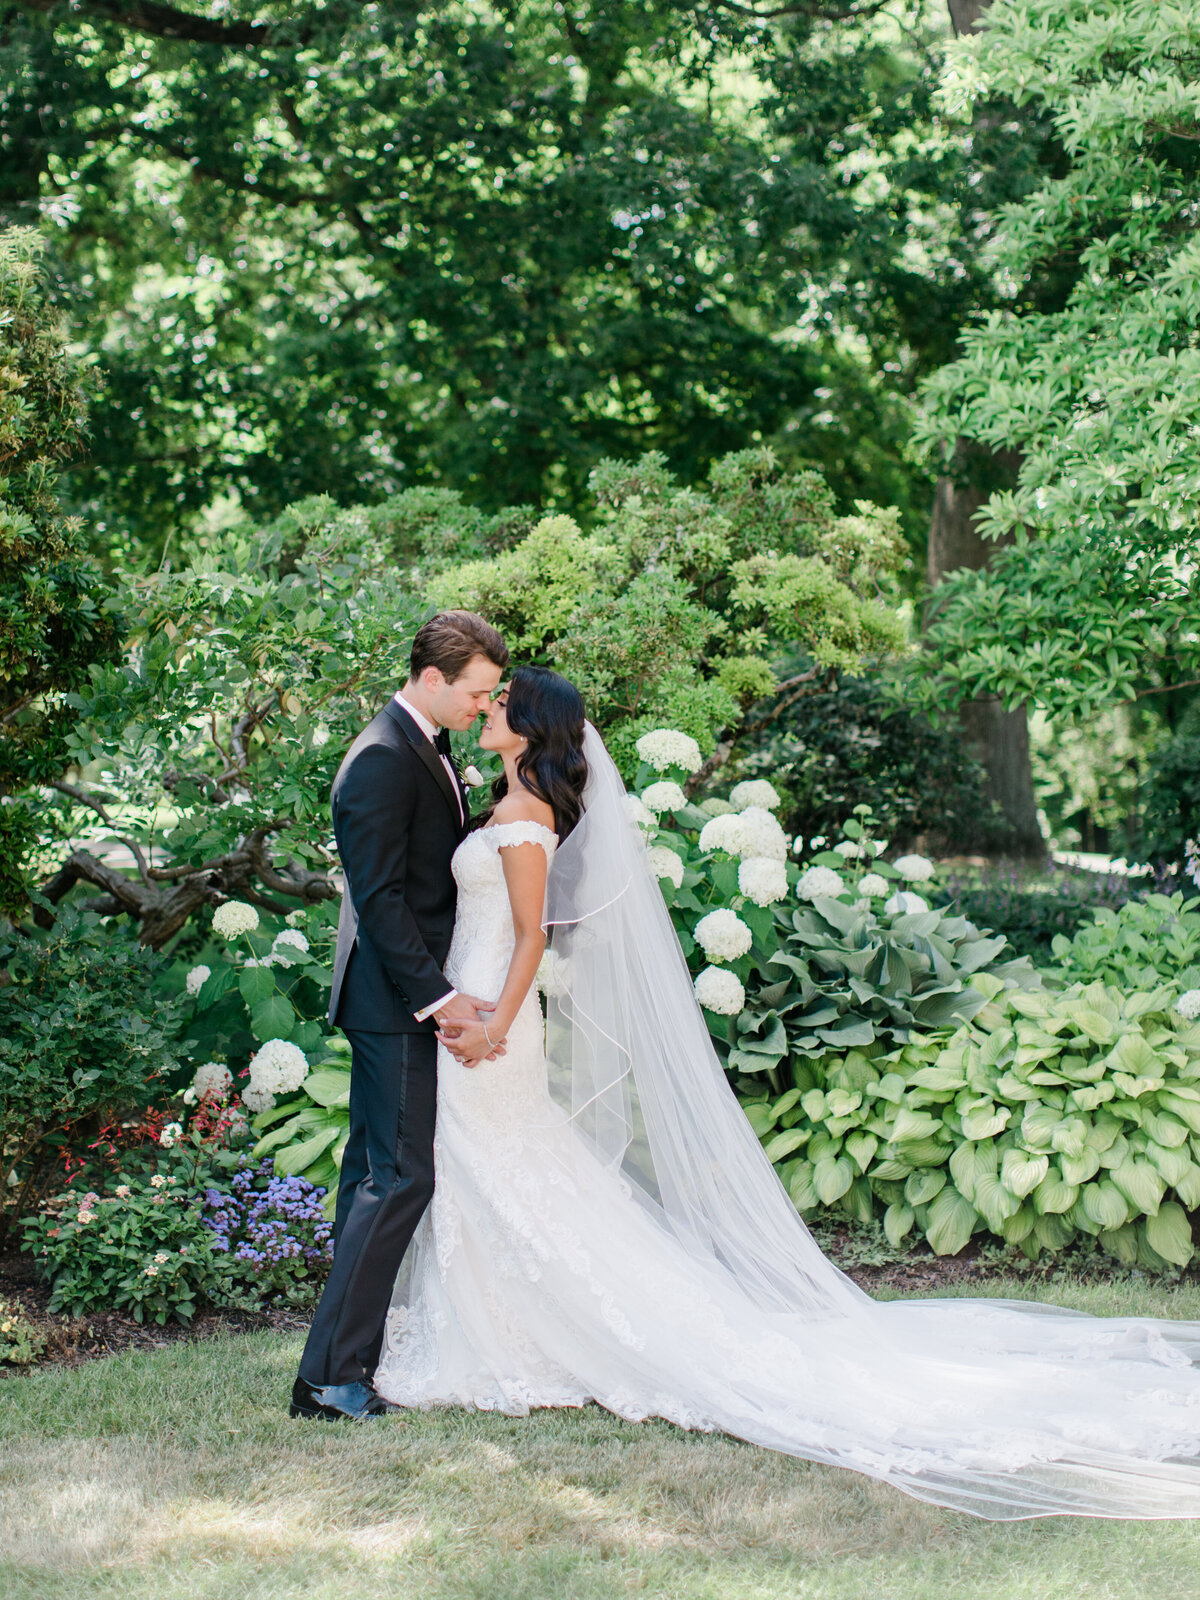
698, 797, 735, 818
185, 964, 211, 996
641, 780, 689, 815
114, 1184, 131, 1199
153, 1252, 169, 1265
858, 873, 889, 898
636, 728, 703, 773
272, 929, 310, 957
834, 840, 865, 859
885, 890, 930, 916
191, 1061, 234, 1101
729, 779, 781, 813
646, 846, 685, 888
624, 794, 656, 831
1176, 989, 1200, 1021
462, 764, 485, 787
76, 1209, 96, 1225
311, 723, 331, 748
738, 857, 788, 907
212, 901, 260, 939
693, 966, 746, 1016
797, 866, 845, 901
241, 1085, 277, 1114
243, 955, 274, 969
159, 1122, 183, 1148
247, 1038, 309, 1095
150, 1175, 168, 1189
892, 853, 935, 883
285, 909, 308, 928
695, 909, 753, 963
144, 1265, 159, 1278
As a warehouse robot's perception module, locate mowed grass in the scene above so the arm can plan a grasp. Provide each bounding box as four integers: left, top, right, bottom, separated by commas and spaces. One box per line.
4, 1279, 1200, 1600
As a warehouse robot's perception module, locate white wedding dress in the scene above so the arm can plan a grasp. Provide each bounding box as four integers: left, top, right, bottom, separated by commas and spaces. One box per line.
375, 742, 1200, 1522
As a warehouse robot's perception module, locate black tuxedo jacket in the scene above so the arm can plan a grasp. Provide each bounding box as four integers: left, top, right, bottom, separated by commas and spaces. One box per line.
327, 699, 470, 1033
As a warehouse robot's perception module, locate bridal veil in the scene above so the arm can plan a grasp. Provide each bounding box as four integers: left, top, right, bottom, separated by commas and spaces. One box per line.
538, 725, 1200, 1520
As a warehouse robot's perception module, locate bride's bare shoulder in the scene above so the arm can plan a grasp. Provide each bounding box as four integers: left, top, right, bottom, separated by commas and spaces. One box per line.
491, 788, 556, 831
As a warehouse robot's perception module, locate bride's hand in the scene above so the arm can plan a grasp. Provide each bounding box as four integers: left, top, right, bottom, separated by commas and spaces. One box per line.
436, 1014, 506, 1066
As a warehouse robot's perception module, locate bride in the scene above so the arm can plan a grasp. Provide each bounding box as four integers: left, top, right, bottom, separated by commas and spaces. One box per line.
373, 665, 1200, 1521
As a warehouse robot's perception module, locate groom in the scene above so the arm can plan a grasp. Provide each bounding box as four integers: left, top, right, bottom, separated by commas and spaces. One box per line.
291, 609, 509, 1420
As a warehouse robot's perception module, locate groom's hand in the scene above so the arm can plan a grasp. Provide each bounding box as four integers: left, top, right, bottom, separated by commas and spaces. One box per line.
434, 993, 505, 1065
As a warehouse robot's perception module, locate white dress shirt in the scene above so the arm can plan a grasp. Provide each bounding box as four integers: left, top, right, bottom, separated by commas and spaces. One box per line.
393, 690, 460, 1021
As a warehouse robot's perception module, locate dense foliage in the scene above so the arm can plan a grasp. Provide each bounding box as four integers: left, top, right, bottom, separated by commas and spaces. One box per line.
0, 904, 179, 1233
915, 1, 1200, 725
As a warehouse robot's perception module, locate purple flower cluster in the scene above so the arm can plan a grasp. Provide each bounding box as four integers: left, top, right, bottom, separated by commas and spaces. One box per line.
202, 1157, 333, 1271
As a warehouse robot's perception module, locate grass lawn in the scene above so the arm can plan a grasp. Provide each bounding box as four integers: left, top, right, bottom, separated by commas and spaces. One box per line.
4, 1278, 1200, 1600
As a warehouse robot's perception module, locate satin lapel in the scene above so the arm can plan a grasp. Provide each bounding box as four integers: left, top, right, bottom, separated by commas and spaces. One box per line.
384, 699, 463, 828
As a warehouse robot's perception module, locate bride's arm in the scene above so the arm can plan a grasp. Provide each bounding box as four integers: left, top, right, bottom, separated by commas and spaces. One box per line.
436, 838, 548, 1066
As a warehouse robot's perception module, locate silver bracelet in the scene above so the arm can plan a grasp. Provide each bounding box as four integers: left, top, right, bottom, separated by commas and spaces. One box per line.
483, 1020, 496, 1049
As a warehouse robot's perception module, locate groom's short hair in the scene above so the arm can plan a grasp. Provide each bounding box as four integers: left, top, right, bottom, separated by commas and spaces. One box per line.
410, 611, 509, 683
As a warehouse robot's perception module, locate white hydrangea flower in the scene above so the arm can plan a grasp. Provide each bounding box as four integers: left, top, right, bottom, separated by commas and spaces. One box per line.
636, 728, 703, 773
1176, 990, 1200, 1021
736, 807, 789, 862
191, 1061, 234, 1101
699, 813, 745, 855
241, 1085, 276, 1114
271, 929, 310, 957
624, 794, 656, 831
243, 955, 274, 969
694, 908, 754, 963
834, 840, 865, 859
858, 873, 889, 898
535, 948, 572, 998
729, 779, 781, 813
185, 964, 211, 996
285, 909, 308, 928
212, 900, 260, 939
698, 797, 735, 818
738, 856, 788, 907
246, 1038, 309, 1096
646, 846, 684, 888
797, 865, 845, 901
641, 780, 689, 815
158, 1122, 183, 1148
886, 890, 930, 916
693, 966, 746, 1016
893, 853, 935, 883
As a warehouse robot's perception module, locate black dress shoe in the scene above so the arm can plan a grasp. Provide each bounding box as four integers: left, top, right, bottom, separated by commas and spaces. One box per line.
290, 1376, 398, 1420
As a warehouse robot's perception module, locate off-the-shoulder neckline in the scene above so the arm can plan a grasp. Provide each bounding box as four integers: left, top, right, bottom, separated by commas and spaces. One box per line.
480, 818, 558, 840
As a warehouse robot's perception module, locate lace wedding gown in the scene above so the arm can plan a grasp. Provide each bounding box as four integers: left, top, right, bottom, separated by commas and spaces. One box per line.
374, 817, 1200, 1521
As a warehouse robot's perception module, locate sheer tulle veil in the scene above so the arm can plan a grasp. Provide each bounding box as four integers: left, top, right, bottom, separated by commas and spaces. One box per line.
537, 724, 1200, 1520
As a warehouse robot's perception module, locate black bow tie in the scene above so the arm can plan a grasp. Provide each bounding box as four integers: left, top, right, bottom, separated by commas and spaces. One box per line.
434, 727, 452, 758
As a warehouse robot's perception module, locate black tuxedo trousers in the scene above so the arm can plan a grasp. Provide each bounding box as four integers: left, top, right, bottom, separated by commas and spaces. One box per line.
299, 698, 469, 1387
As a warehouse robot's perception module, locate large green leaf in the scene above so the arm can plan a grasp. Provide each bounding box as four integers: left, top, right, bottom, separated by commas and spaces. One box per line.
904, 1168, 946, 1206
250, 995, 295, 1041
301, 1067, 352, 1108
1000, 1149, 1049, 1198
238, 965, 276, 1006
924, 1186, 978, 1257
763, 1129, 808, 1164
274, 1124, 340, 1176
1145, 1201, 1194, 1267
1110, 1157, 1165, 1216
884, 1202, 915, 1247
195, 965, 236, 1011
813, 1155, 854, 1205
1082, 1179, 1130, 1231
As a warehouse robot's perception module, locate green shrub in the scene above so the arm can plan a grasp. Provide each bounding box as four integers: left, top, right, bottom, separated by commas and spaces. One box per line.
933, 863, 1137, 962
1047, 894, 1200, 992
0, 1297, 43, 1366
22, 1170, 224, 1325
250, 1049, 351, 1221
746, 979, 1200, 1270
0, 905, 181, 1234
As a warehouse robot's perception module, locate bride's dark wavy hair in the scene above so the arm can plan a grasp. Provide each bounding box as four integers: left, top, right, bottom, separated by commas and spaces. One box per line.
487, 665, 588, 840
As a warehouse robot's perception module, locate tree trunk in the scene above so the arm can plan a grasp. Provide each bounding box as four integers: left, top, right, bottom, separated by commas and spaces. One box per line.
928, 455, 1045, 859
927, 0, 1045, 861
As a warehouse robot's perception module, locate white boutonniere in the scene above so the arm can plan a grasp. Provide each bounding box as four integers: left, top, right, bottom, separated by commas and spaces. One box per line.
462, 765, 485, 788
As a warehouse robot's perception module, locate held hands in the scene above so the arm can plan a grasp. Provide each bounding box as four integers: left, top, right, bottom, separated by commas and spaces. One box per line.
435, 992, 506, 1066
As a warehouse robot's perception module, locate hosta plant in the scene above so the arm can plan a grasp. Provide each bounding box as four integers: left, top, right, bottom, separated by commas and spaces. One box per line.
250, 1039, 352, 1221
745, 979, 1200, 1270
1047, 893, 1200, 993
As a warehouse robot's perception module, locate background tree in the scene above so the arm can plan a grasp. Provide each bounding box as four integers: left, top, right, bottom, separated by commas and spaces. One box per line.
914, 0, 1200, 870
0, 226, 118, 916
